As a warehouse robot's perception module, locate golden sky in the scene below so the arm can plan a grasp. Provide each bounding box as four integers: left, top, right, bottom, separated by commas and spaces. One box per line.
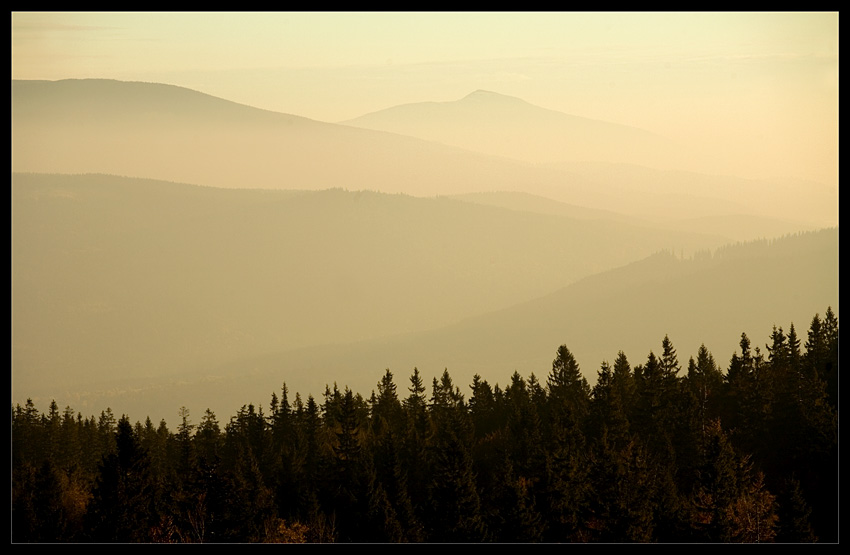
11, 11, 838, 185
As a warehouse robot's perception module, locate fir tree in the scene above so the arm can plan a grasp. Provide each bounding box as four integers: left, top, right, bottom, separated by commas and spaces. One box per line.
85, 416, 157, 542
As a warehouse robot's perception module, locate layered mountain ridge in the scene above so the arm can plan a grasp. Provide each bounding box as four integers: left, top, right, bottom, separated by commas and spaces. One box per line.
11, 79, 838, 423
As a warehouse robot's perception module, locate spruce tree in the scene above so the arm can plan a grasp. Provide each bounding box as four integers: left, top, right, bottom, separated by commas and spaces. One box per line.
85, 416, 157, 542
775, 476, 818, 542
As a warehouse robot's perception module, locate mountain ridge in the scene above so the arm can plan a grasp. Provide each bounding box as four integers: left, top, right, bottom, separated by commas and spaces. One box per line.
13, 172, 732, 410
16, 225, 836, 424
341, 87, 666, 144
12, 79, 834, 230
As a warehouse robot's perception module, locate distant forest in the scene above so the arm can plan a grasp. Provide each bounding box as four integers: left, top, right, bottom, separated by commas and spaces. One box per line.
12, 309, 838, 543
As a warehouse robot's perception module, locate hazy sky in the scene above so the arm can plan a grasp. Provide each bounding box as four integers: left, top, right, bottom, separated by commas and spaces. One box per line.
11, 11, 838, 184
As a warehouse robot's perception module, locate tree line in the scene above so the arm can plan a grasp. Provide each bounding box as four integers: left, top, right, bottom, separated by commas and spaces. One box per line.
12, 308, 838, 543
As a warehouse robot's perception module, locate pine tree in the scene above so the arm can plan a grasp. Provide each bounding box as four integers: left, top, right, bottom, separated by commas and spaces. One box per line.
425, 419, 488, 542
373, 425, 425, 541
85, 416, 157, 542
484, 452, 544, 542
195, 409, 222, 464
176, 406, 196, 476
588, 360, 630, 449
13, 399, 44, 470
805, 309, 838, 409
633, 351, 672, 455
13, 458, 70, 542
372, 369, 404, 439
586, 435, 655, 542
689, 419, 739, 542
217, 450, 276, 542
541, 404, 591, 542
58, 405, 83, 477
661, 335, 681, 380
327, 388, 369, 541
468, 374, 498, 440
361, 458, 406, 542
504, 371, 545, 482
727, 471, 778, 543
687, 344, 723, 447
821, 307, 839, 406
775, 476, 818, 542
546, 345, 590, 425
611, 351, 636, 427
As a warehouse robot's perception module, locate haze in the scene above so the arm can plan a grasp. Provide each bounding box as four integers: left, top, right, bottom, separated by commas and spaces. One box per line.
12, 11, 838, 185
11, 12, 838, 424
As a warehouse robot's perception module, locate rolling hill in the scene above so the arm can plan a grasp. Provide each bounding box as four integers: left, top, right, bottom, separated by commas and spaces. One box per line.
157, 227, 837, 425
340, 89, 676, 168
11, 80, 838, 423
12, 173, 837, 423
12, 79, 833, 234
342, 90, 837, 229
11, 79, 589, 199
12, 172, 732, 416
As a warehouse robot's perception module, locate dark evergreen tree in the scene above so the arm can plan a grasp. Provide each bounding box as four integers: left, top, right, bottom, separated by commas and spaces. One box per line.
820, 307, 839, 408
361, 459, 406, 542
660, 335, 681, 381
468, 373, 498, 440
58, 405, 83, 478
12, 459, 72, 542
726, 470, 777, 543
215, 449, 276, 542
546, 345, 590, 427
425, 419, 488, 542
504, 371, 546, 484
687, 344, 724, 447
297, 394, 335, 542
373, 424, 425, 541
689, 419, 740, 542
9, 308, 837, 543
588, 360, 630, 449
610, 352, 636, 428
85, 416, 157, 542
586, 435, 655, 542
633, 352, 672, 454
484, 452, 544, 542
775, 476, 818, 542
325, 387, 368, 541
195, 409, 222, 464
766, 319, 837, 542
13, 399, 44, 470
372, 369, 404, 438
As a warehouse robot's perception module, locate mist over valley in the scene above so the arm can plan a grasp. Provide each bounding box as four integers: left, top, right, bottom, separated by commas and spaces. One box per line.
11, 79, 837, 423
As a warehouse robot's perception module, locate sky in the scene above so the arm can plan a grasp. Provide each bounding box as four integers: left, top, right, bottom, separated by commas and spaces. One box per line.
11, 11, 839, 185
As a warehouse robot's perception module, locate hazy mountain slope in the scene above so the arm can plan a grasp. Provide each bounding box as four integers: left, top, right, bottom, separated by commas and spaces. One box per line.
12, 79, 832, 235
550, 161, 838, 231
452, 190, 825, 243
388, 228, 839, 382
16, 217, 837, 424
10, 79, 596, 200
340, 89, 676, 168
449, 191, 643, 224
12, 172, 728, 403
342, 91, 836, 230
197, 228, 836, 425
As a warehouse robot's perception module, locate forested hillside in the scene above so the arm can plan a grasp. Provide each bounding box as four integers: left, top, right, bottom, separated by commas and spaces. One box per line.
12, 309, 837, 542
11, 172, 727, 416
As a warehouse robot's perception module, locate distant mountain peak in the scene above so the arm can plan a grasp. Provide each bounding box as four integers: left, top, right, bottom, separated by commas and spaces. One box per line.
466, 89, 498, 97
460, 89, 524, 103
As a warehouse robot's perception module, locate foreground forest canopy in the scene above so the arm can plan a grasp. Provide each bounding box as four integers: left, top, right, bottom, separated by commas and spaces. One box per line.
12, 309, 837, 543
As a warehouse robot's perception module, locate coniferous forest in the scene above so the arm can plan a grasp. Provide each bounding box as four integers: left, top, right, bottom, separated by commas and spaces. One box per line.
12, 309, 838, 543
